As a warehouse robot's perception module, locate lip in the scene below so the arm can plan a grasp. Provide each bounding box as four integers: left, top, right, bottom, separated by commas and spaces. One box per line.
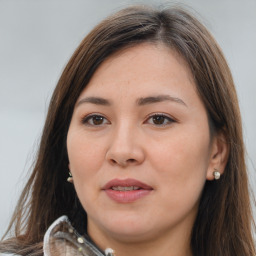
102, 178, 153, 203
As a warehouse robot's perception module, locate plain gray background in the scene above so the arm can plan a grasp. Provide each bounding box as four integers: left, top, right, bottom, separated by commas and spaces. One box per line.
0, 0, 255, 238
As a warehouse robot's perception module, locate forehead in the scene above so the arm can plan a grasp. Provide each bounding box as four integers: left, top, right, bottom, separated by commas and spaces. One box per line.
78, 43, 198, 106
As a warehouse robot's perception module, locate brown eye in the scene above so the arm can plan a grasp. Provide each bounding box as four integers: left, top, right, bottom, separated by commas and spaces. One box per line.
91, 116, 104, 125
152, 115, 165, 125
82, 115, 109, 126
147, 114, 175, 126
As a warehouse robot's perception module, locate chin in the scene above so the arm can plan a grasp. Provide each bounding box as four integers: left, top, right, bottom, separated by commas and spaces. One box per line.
100, 215, 156, 241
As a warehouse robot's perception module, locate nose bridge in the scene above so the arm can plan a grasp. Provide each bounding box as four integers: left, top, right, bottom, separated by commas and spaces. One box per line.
106, 119, 144, 166
114, 119, 134, 147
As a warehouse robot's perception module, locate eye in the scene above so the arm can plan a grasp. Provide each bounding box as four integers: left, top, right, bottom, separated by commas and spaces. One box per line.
81, 114, 109, 126
146, 114, 175, 126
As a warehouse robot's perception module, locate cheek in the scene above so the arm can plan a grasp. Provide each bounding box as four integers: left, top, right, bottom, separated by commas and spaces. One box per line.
149, 126, 211, 194
147, 131, 210, 223
67, 130, 104, 207
67, 130, 104, 174
66, 129, 107, 204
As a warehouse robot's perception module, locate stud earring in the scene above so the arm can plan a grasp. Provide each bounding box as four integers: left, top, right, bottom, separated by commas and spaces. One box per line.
213, 169, 221, 180
67, 172, 73, 183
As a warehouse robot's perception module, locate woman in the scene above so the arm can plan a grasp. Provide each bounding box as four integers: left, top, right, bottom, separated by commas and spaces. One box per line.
0, 5, 255, 256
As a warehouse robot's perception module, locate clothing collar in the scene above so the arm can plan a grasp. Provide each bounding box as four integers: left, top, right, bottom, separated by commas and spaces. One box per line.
43, 216, 115, 256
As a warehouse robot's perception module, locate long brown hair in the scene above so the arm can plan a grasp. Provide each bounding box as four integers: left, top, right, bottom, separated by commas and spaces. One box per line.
1, 5, 255, 256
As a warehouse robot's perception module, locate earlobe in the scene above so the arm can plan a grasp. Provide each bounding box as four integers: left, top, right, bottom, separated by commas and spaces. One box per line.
67, 164, 74, 183
206, 132, 229, 181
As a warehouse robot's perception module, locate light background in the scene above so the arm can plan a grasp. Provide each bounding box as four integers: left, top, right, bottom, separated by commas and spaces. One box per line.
0, 0, 255, 237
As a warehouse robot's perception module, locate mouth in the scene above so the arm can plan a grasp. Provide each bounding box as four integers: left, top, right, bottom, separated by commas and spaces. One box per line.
102, 178, 153, 203
111, 186, 141, 191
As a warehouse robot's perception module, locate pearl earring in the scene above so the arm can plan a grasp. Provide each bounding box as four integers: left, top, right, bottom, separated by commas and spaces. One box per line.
67, 172, 73, 183
213, 169, 221, 180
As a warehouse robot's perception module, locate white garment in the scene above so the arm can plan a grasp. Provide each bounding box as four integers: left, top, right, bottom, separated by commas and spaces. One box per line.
43, 216, 115, 256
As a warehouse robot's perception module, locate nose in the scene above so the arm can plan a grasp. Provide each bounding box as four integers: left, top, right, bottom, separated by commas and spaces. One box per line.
106, 124, 145, 167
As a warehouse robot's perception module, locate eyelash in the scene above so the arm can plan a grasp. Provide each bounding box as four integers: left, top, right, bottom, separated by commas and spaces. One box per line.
81, 113, 176, 127
81, 114, 109, 126
145, 113, 176, 126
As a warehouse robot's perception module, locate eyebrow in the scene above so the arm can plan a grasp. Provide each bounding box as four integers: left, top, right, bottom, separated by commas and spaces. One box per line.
76, 94, 187, 108
136, 95, 187, 107
76, 97, 111, 107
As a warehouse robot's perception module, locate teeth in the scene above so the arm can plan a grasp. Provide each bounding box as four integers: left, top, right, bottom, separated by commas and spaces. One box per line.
112, 186, 140, 191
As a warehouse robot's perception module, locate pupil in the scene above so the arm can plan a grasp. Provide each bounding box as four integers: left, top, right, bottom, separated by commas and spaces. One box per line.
93, 116, 103, 125
153, 115, 164, 124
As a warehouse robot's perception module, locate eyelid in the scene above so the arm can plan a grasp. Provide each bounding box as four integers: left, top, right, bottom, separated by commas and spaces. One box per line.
144, 112, 177, 126
81, 113, 110, 126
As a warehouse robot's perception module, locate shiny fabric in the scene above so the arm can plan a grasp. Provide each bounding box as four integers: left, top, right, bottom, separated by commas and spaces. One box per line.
43, 216, 114, 256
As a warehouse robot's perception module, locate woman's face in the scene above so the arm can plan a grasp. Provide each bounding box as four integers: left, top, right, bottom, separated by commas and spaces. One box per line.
67, 43, 217, 246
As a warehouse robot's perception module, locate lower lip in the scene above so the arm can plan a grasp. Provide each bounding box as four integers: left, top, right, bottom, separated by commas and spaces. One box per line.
104, 189, 152, 203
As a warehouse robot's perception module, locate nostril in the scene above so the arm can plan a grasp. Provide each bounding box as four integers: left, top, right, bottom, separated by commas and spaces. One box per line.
109, 158, 136, 166
127, 159, 136, 163
110, 159, 117, 164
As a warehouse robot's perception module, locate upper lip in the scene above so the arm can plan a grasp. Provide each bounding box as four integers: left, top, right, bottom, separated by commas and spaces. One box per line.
102, 178, 153, 190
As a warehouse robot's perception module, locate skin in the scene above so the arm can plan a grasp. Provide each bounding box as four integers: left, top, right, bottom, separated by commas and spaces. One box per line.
67, 43, 227, 256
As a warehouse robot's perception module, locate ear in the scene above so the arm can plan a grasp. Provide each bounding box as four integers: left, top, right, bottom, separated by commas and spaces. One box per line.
206, 131, 229, 180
